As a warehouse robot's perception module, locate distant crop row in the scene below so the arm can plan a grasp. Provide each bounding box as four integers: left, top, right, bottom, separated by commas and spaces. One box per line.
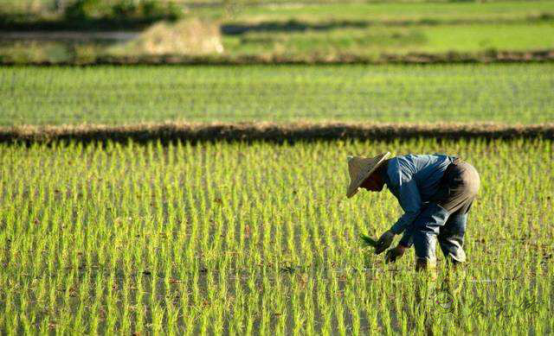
0, 139, 552, 335
2, 64, 553, 126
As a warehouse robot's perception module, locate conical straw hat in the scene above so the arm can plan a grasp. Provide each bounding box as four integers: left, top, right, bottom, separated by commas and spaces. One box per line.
346, 152, 391, 198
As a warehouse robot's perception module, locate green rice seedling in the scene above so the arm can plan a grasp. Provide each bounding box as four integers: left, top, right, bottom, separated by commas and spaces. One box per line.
0, 139, 552, 335
1, 64, 554, 126
359, 234, 378, 248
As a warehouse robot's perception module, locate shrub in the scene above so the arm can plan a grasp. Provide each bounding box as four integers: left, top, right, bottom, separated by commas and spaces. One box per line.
64, 0, 105, 20
65, 0, 182, 22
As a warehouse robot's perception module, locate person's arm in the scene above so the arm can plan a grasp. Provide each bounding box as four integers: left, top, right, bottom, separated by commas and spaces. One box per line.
375, 158, 421, 254
398, 230, 414, 248
389, 177, 422, 239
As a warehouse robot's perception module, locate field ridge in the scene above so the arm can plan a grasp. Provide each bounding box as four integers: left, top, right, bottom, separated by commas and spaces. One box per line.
3, 49, 554, 66
3, 122, 554, 144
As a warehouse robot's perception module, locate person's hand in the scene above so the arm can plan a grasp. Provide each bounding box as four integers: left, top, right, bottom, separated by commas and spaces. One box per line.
375, 230, 395, 255
385, 244, 406, 263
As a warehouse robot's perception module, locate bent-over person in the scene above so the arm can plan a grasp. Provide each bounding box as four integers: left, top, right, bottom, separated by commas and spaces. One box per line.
346, 152, 480, 272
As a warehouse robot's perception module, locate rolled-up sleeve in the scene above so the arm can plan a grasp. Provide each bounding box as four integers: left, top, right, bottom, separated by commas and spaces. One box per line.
388, 173, 422, 236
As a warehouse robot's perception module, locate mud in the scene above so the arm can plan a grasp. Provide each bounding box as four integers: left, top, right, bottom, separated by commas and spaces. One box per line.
2, 122, 553, 145
2, 49, 554, 66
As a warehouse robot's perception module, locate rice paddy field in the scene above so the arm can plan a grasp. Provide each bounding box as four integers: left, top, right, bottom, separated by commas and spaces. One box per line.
1, 2, 554, 333
2, 63, 554, 126
0, 138, 552, 335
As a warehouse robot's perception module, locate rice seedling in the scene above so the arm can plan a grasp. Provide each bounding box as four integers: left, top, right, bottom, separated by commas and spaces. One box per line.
0, 138, 552, 335
1, 64, 553, 126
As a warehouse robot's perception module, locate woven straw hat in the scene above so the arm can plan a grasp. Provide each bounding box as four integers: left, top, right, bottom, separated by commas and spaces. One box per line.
346, 152, 391, 198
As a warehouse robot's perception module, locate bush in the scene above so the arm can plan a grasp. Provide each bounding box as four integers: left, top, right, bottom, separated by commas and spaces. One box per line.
64, 0, 105, 20
65, 0, 182, 22
111, 0, 138, 19
136, 1, 182, 21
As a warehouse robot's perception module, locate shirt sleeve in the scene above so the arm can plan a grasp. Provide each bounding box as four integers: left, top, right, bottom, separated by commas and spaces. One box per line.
388, 171, 423, 236
399, 227, 414, 247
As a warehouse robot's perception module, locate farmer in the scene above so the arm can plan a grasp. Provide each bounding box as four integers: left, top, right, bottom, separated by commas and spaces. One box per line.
346, 152, 480, 272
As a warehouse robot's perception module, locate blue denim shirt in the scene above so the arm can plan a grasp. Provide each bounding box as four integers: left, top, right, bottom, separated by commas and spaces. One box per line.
383, 154, 456, 246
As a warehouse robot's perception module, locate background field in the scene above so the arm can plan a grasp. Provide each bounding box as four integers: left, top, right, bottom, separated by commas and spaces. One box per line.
222, 22, 554, 57
0, 139, 552, 335
4, 0, 554, 20
2, 63, 554, 126
2, 0, 553, 64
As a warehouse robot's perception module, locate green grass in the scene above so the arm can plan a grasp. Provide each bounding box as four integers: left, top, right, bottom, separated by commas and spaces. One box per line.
413, 22, 554, 53
3, 22, 552, 64
223, 22, 554, 58
5, 0, 554, 21
4, 0, 554, 24
176, 0, 554, 61
0, 138, 552, 335
226, 1, 554, 23
1, 1, 554, 65
1, 64, 553, 126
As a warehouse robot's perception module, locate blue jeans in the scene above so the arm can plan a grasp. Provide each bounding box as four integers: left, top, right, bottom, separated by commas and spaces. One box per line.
402, 159, 479, 265
410, 204, 468, 265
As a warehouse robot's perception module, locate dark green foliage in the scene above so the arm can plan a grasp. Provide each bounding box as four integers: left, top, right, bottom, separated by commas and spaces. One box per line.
64, 0, 104, 20
360, 234, 379, 248
64, 0, 182, 22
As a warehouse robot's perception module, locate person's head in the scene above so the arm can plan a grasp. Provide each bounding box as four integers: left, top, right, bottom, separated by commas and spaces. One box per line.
346, 152, 391, 198
359, 161, 388, 192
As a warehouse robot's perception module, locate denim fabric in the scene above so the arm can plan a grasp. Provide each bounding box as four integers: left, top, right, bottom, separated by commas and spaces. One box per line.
411, 203, 451, 264
438, 212, 467, 263
383, 157, 479, 264
408, 202, 471, 263
399, 159, 479, 252
384, 154, 456, 235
